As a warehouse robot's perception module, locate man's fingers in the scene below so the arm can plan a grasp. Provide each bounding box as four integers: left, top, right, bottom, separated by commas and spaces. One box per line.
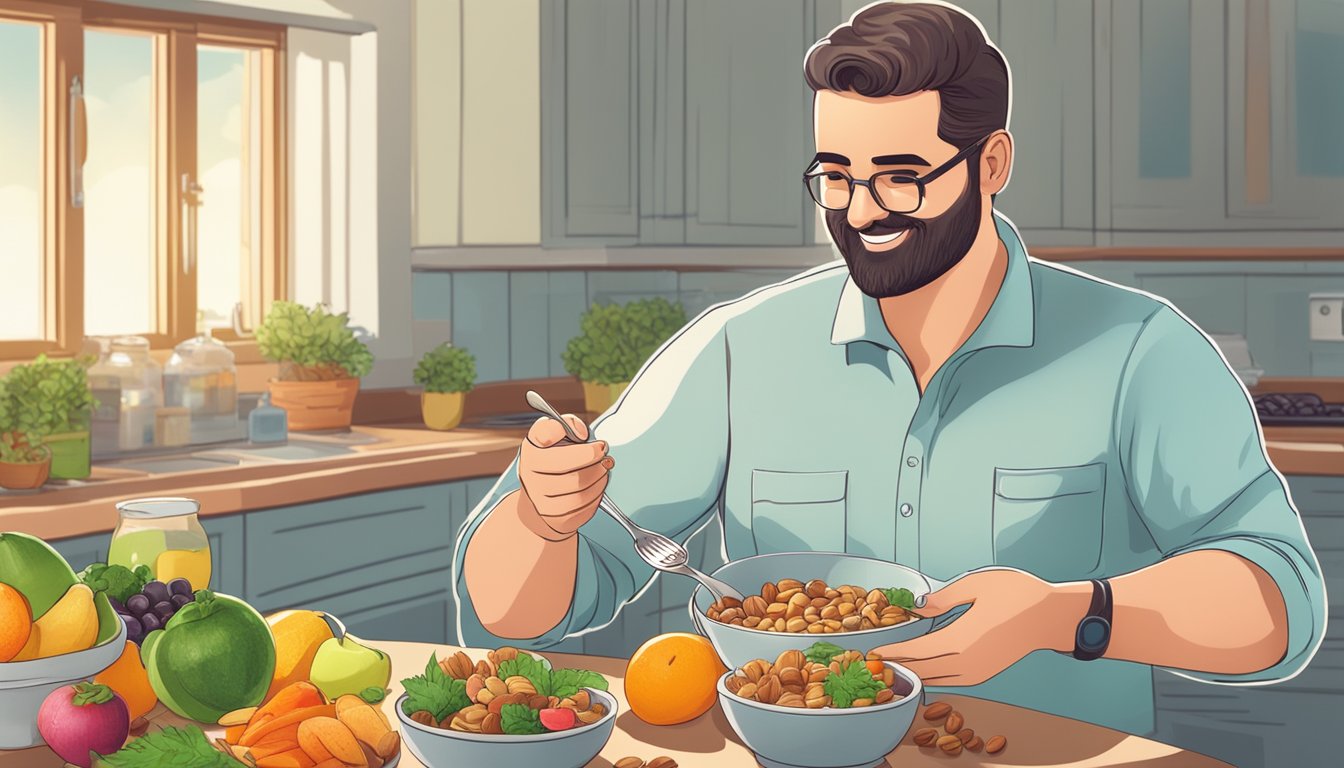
530, 460, 610, 499
526, 414, 594, 448
870, 621, 974, 663
523, 440, 610, 474
895, 656, 965, 683
911, 574, 984, 618
562, 414, 590, 442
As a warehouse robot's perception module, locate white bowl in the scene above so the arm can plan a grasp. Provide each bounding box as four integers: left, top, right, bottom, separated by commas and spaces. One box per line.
717, 660, 923, 768
0, 620, 127, 748
394, 688, 618, 768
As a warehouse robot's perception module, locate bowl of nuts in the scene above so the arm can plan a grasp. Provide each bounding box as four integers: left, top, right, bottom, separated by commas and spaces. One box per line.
394, 647, 618, 768
689, 551, 941, 668
718, 643, 922, 768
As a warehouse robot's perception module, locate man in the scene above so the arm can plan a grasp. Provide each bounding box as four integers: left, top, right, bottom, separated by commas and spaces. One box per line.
455, 1, 1325, 734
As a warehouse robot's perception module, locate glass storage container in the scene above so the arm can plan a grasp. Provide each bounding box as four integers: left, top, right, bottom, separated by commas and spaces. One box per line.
164, 330, 238, 441
87, 336, 162, 451
108, 497, 213, 591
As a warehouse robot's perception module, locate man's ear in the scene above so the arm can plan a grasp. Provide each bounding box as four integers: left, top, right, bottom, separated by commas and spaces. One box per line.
980, 129, 1013, 196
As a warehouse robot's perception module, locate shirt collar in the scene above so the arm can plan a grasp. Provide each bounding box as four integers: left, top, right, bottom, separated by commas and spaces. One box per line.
830, 213, 1036, 353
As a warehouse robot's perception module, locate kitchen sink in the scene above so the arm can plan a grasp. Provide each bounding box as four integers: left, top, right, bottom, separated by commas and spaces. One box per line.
98, 437, 363, 475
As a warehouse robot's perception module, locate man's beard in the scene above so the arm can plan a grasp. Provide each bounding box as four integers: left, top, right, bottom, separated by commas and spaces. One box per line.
827, 162, 983, 299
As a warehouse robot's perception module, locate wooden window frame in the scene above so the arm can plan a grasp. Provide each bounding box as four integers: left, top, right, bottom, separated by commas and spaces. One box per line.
0, 0, 286, 362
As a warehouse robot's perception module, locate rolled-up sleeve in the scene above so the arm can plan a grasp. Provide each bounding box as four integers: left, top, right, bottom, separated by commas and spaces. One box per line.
1116, 305, 1327, 683
451, 308, 733, 649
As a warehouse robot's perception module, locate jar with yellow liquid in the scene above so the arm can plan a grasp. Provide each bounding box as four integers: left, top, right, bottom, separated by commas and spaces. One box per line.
108, 497, 213, 590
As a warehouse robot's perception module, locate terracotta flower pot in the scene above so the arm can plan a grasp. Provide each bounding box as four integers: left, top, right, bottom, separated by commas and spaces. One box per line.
267, 378, 360, 431
0, 455, 52, 490
421, 391, 466, 431
581, 380, 630, 415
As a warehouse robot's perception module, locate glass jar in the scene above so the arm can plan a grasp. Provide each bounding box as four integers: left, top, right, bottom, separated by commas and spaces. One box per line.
108, 497, 213, 591
164, 330, 238, 420
88, 336, 162, 450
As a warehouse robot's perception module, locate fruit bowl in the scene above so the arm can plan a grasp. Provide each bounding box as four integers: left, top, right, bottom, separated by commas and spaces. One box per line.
394, 688, 618, 768
717, 660, 922, 768
0, 618, 127, 748
689, 551, 961, 669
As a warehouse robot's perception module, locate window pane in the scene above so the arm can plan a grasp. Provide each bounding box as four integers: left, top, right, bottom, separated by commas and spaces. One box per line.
197, 46, 263, 331
0, 21, 43, 341
1138, 0, 1192, 178
1296, 0, 1344, 176
84, 29, 156, 337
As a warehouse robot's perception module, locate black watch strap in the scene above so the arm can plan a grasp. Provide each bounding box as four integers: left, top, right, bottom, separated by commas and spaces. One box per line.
1072, 578, 1113, 661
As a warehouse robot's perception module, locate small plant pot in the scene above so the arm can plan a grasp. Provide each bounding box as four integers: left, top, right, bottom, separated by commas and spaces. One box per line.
421, 391, 466, 431
0, 455, 52, 490
581, 380, 630, 415
267, 378, 360, 431
45, 430, 91, 480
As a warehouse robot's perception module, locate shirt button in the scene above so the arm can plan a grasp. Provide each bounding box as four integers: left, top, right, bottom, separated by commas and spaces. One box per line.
906, 456, 919, 467
899, 503, 914, 517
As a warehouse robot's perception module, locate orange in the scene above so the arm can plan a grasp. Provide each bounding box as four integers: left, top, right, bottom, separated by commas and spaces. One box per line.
0, 582, 33, 662
265, 610, 335, 701
624, 632, 727, 725
94, 640, 157, 720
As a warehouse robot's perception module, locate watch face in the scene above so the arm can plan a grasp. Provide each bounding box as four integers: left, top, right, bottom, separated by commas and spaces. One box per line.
1077, 616, 1111, 651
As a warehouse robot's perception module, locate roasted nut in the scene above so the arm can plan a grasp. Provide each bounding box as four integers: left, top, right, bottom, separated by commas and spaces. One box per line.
442, 650, 475, 680
724, 675, 745, 694
485, 676, 509, 698
765, 602, 788, 620
755, 674, 783, 704
820, 604, 841, 621
481, 712, 503, 735
505, 675, 537, 695
761, 582, 779, 604
464, 673, 487, 702
718, 607, 744, 623
720, 596, 743, 609
570, 690, 591, 710
646, 758, 679, 768
923, 702, 952, 722
575, 703, 607, 725
488, 647, 519, 669
964, 736, 984, 752
487, 692, 529, 715
614, 758, 645, 768
743, 595, 768, 617
807, 667, 830, 684
785, 617, 809, 633
841, 615, 863, 631
912, 727, 939, 747
881, 667, 895, 688
986, 735, 1007, 754
777, 666, 805, 691
409, 710, 438, 728
785, 592, 811, 619
945, 711, 964, 733
742, 659, 771, 682
776, 588, 802, 603
875, 688, 894, 704
851, 698, 874, 708
530, 694, 552, 711
743, 616, 763, 628
777, 578, 805, 592
737, 682, 758, 700
775, 649, 806, 670
956, 728, 974, 744
937, 735, 963, 756
476, 688, 496, 705
775, 692, 806, 708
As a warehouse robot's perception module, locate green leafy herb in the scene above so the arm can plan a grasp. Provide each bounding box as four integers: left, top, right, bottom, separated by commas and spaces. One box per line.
414, 343, 477, 394
78, 563, 150, 604
823, 661, 886, 709
400, 654, 471, 723
133, 564, 153, 583
562, 297, 688, 384
358, 686, 387, 704
95, 725, 244, 767
881, 587, 917, 610
500, 703, 545, 735
497, 653, 609, 698
802, 641, 847, 666
256, 301, 374, 380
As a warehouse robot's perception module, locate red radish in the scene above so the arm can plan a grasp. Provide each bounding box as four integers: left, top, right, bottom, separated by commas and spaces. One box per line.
37, 682, 130, 768
539, 707, 577, 731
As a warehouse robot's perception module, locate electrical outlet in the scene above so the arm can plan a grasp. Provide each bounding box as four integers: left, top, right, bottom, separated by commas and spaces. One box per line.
1309, 294, 1344, 342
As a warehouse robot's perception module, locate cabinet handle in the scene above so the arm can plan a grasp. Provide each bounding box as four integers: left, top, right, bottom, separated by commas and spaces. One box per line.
181, 173, 204, 273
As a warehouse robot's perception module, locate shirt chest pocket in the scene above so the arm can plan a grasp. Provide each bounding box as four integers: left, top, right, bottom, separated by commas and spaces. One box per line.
992, 463, 1105, 581
751, 469, 848, 555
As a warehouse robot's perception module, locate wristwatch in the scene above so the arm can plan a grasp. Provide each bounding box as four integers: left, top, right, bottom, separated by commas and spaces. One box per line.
1072, 578, 1113, 661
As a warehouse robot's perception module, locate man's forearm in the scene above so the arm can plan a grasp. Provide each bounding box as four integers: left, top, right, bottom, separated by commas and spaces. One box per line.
463, 489, 580, 639
1057, 549, 1289, 674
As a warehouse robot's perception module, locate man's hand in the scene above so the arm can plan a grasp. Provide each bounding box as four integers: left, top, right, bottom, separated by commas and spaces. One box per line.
516, 415, 615, 542
868, 569, 1092, 686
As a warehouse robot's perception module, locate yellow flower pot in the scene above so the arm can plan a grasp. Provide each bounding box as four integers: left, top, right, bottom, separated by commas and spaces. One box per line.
421, 391, 466, 431
582, 381, 630, 415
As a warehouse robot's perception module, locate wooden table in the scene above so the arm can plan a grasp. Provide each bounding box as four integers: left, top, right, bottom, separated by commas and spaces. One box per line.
2, 641, 1230, 768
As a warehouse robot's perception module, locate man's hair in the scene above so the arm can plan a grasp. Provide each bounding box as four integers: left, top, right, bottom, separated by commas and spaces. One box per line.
803, 1, 1010, 150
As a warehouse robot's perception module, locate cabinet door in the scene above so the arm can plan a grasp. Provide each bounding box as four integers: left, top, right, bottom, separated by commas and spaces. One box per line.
49, 533, 108, 574
1109, 0, 1227, 230
1227, 0, 1344, 228
684, 0, 816, 245
542, 0, 641, 245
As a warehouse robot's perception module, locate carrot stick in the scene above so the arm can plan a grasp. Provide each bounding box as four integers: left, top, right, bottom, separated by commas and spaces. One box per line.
241, 705, 337, 747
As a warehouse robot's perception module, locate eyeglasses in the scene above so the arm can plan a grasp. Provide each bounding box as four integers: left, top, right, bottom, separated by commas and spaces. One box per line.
803, 135, 991, 215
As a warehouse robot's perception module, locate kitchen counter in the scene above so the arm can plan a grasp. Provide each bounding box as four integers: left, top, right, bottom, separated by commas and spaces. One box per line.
0, 642, 1231, 768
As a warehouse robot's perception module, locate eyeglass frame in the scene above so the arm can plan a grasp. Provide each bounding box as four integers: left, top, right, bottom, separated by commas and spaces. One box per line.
802, 134, 992, 215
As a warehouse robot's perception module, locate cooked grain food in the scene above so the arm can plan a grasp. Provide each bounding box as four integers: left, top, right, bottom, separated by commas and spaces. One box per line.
724, 644, 903, 709
706, 578, 915, 634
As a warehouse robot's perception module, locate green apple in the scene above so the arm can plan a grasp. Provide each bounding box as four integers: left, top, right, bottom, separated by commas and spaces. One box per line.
309, 634, 392, 700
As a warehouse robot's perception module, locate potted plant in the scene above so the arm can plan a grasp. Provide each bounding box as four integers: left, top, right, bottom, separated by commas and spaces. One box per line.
255, 301, 374, 431
413, 343, 476, 430
0, 379, 54, 490
2, 355, 97, 480
562, 297, 687, 415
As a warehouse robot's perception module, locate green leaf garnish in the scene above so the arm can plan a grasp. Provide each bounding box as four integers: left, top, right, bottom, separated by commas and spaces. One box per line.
549, 668, 609, 699
95, 725, 244, 767
497, 653, 551, 694
802, 641, 846, 666
497, 652, 608, 698
77, 563, 150, 604
882, 587, 916, 610
400, 653, 471, 723
358, 687, 387, 704
822, 661, 886, 709
500, 703, 545, 735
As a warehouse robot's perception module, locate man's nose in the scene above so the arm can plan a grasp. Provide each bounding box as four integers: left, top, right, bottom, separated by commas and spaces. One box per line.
847, 183, 886, 231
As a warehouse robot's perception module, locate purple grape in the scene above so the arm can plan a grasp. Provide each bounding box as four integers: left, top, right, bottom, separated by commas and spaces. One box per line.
142, 581, 170, 605
107, 596, 126, 614
121, 614, 144, 644
153, 601, 176, 621
139, 613, 162, 633
168, 578, 193, 597
126, 593, 151, 616
171, 593, 192, 609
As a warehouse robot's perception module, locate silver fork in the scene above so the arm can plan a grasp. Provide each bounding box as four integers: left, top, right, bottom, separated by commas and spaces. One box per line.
525, 390, 744, 603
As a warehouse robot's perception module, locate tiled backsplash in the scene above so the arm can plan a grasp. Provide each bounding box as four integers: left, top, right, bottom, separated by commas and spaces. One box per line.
411, 259, 1344, 382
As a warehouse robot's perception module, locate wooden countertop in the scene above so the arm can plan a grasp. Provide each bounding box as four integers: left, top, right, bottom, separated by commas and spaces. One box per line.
0, 642, 1233, 768
0, 424, 526, 541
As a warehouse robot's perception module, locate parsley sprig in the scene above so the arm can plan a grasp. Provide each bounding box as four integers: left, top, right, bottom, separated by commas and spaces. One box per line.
881, 587, 917, 610
500, 702, 546, 735
401, 654, 472, 723
802, 641, 846, 666
823, 660, 887, 708
96, 725, 244, 767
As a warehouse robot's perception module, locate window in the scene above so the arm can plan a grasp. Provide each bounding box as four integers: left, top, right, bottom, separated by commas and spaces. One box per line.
0, 0, 285, 359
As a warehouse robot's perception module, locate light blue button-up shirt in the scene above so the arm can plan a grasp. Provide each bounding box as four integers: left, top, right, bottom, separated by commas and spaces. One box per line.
452, 214, 1326, 735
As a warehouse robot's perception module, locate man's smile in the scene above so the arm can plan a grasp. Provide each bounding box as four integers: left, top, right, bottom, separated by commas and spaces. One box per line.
858, 228, 909, 250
